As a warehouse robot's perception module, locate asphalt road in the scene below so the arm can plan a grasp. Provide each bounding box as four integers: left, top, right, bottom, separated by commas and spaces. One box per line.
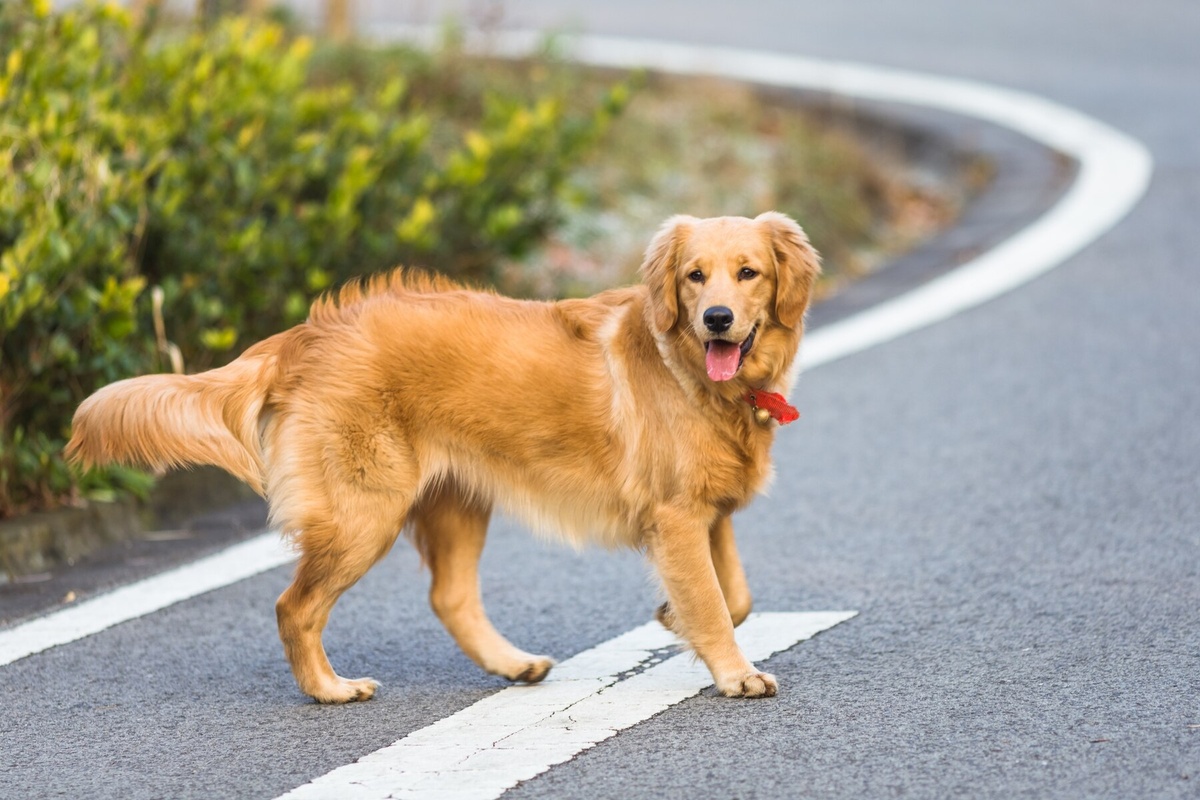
2, 2, 1198, 798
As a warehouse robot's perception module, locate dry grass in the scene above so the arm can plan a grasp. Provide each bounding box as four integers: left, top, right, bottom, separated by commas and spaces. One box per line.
500, 70, 977, 299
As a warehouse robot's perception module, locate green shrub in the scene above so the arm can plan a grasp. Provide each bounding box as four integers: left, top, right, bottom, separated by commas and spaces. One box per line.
0, 0, 628, 517
0, 0, 154, 514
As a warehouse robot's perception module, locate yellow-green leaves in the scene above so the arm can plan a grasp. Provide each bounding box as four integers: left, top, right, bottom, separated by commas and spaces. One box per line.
395, 197, 437, 246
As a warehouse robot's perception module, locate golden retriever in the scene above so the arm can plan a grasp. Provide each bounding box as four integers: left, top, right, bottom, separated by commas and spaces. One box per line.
66, 212, 820, 703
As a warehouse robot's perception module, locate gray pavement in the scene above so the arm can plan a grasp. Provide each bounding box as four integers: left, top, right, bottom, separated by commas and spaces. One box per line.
2, 1, 1198, 798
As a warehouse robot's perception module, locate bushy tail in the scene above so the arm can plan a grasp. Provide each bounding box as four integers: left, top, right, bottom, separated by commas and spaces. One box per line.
65, 348, 276, 496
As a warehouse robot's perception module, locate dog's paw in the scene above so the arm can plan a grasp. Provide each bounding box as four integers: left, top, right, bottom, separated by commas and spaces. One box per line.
509, 656, 555, 684
717, 670, 778, 698
312, 677, 380, 704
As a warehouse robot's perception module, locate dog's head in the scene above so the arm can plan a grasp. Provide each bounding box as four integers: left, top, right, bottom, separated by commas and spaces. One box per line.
640, 212, 821, 389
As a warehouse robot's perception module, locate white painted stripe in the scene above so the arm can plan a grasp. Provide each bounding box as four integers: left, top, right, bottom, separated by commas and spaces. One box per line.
369, 28, 1153, 371
0, 531, 292, 666
276, 611, 855, 800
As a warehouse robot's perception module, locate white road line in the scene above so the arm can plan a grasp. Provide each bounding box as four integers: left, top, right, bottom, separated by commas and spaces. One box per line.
371, 28, 1153, 371
0, 532, 292, 666
276, 611, 855, 800
794, 72, 1151, 370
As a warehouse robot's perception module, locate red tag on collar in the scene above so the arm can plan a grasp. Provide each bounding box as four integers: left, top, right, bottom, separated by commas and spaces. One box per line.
745, 390, 800, 424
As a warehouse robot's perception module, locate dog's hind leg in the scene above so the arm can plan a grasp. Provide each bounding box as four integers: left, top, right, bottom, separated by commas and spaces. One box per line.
276, 502, 406, 704
412, 482, 555, 683
657, 514, 752, 631
709, 515, 753, 625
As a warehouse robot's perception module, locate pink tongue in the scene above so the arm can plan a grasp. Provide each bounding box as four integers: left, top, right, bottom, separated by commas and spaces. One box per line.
705, 340, 741, 381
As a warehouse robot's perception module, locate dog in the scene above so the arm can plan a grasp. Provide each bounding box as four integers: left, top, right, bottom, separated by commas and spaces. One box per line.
66, 212, 820, 703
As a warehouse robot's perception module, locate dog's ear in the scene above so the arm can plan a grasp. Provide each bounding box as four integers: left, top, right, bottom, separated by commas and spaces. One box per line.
757, 211, 821, 330
640, 215, 696, 334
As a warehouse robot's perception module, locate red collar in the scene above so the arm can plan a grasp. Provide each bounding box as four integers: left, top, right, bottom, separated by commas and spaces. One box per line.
745, 389, 800, 425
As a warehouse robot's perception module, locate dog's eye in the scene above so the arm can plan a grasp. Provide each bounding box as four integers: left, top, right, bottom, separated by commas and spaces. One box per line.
687, 270, 705, 283
738, 267, 758, 280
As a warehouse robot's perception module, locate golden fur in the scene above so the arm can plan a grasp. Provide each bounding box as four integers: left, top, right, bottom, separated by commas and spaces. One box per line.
66, 212, 820, 703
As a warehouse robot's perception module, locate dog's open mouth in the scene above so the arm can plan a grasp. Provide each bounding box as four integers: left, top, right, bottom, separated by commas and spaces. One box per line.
704, 325, 757, 382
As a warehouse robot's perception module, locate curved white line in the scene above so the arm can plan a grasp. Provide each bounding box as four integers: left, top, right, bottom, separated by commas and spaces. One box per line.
371, 27, 1154, 370
0, 31, 1153, 671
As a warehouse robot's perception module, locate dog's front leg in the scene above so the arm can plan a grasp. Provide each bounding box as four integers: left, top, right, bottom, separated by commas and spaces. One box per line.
648, 505, 777, 698
657, 514, 752, 632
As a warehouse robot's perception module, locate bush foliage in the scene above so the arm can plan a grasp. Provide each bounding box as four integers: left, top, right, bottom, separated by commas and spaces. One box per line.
0, 0, 628, 517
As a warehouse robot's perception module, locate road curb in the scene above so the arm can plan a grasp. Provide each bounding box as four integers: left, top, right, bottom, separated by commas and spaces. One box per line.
803, 95, 1076, 329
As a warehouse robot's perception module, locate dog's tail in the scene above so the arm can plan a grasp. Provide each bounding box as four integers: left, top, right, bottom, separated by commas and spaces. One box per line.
65, 341, 279, 496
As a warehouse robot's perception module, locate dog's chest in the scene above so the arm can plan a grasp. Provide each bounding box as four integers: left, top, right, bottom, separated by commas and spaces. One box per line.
692, 423, 774, 510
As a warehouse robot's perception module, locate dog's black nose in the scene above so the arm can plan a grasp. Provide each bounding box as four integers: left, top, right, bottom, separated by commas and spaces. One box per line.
703, 306, 734, 333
